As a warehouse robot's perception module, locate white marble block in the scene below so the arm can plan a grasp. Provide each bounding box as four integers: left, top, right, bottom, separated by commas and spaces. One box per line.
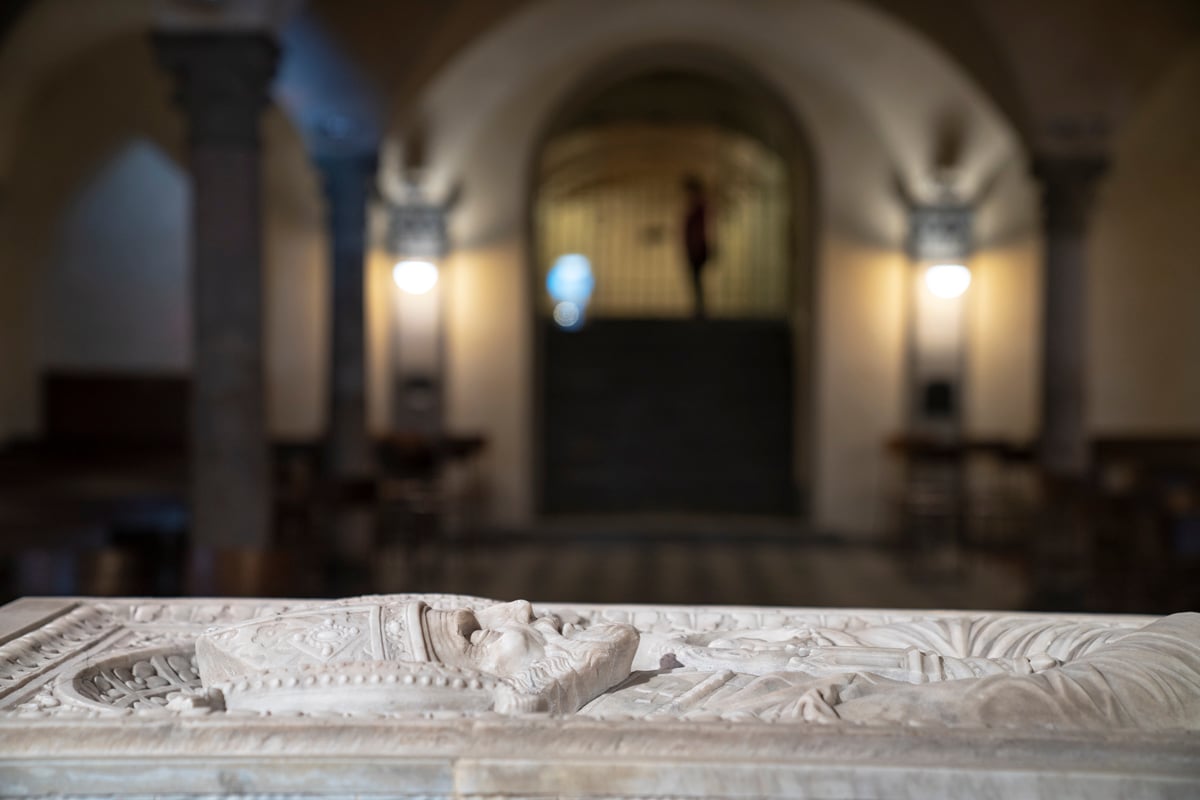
1, 594, 1197, 798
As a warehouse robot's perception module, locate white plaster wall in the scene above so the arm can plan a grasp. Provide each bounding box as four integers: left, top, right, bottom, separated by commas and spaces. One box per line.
813, 238, 907, 534
443, 241, 534, 523
412, 0, 1032, 535
42, 140, 189, 371
965, 241, 1042, 441
262, 109, 329, 439
0, 32, 184, 441
365, 248, 395, 435
1088, 42, 1200, 434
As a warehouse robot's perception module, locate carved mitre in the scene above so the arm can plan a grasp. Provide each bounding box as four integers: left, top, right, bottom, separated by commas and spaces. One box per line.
194, 595, 638, 716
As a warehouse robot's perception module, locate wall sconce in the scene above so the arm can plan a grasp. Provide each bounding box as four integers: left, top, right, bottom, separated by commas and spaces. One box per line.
386, 195, 447, 277
905, 200, 973, 437
384, 191, 449, 435
909, 203, 973, 299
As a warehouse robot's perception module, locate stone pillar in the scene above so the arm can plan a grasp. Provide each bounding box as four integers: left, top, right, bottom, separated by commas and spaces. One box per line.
1034, 157, 1106, 478
1028, 156, 1107, 611
316, 153, 377, 478
156, 33, 279, 549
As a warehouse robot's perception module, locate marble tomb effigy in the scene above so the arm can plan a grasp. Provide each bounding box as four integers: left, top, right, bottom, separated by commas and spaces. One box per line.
0, 595, 1197, 798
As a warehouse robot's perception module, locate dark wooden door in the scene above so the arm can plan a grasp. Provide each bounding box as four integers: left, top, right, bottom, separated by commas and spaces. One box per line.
542, 318, 795, 514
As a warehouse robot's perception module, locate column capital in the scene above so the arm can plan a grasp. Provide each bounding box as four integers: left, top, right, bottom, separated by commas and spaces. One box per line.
153, 0, 301, 34
154, 32, 279, 148
1032, 156, 1108, 237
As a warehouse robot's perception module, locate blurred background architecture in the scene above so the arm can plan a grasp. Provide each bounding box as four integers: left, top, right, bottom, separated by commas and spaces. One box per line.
0, 0, 1197, 612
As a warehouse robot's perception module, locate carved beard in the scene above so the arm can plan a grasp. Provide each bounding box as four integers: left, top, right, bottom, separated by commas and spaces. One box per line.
495, 624, 639, 714
415, 606, 640, 713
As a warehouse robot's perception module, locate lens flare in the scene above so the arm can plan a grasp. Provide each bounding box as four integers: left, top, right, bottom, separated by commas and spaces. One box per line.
553, 301, 582, 329
546, 254, 594, 304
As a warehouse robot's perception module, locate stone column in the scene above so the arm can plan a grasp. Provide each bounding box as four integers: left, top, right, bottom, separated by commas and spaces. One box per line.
1034, 157, 1106, 478
156, 33, 279, 549
316, 152, 377, 478
1029, 156, 1107, 610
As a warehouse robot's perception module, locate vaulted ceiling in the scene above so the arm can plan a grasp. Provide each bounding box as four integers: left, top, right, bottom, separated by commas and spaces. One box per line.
297, 0, 1200, 152
1, 0, 1197, 162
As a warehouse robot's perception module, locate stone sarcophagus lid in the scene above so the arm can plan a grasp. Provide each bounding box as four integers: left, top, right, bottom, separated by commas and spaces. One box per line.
0, 595, 1197, 798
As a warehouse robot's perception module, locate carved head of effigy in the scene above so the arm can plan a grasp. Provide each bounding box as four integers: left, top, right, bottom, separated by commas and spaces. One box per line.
194, 596, 638, 716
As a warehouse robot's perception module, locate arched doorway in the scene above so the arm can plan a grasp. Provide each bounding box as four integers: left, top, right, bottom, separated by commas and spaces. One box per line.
532, 57, 814, 517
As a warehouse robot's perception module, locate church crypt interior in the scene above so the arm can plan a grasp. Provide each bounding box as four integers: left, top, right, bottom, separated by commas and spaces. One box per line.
0, 1, 1198, 797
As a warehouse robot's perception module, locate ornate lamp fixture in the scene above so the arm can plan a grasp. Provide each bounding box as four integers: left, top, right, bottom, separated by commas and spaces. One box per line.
908, 202, 973, 299
380, 180, 454, 434
385, 189, 448, 294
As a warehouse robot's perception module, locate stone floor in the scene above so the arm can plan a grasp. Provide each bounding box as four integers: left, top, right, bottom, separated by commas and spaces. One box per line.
4, 435, 1195, 614
8, 492, 1199, 612
392, 536, 1031, 610
4, 519, 1032, 612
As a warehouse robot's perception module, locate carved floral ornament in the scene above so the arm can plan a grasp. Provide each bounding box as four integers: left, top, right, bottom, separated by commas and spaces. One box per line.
4, 595, 1195, 732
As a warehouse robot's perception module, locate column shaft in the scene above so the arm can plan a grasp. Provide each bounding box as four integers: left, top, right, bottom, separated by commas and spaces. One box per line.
318, 154, 376, 477
1034, 157, 1106, 478
156, 33, 278, 549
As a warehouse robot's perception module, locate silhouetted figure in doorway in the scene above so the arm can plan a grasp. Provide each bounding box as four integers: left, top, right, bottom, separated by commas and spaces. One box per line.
682, 175, 711, 319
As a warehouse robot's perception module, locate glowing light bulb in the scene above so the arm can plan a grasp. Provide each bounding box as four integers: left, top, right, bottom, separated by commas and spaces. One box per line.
393, 260, 439, 295
924, 264, 971, 299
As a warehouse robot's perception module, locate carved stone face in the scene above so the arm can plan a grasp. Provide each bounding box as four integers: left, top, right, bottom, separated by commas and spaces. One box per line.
425, 600, 569, 676
418, 599, 642, 713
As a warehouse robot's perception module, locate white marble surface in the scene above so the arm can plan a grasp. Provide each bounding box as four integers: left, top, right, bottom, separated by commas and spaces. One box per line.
0, 595, 1197, 799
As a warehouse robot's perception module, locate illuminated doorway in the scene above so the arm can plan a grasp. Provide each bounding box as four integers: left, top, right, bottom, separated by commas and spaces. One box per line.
534, 64, 812, 516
